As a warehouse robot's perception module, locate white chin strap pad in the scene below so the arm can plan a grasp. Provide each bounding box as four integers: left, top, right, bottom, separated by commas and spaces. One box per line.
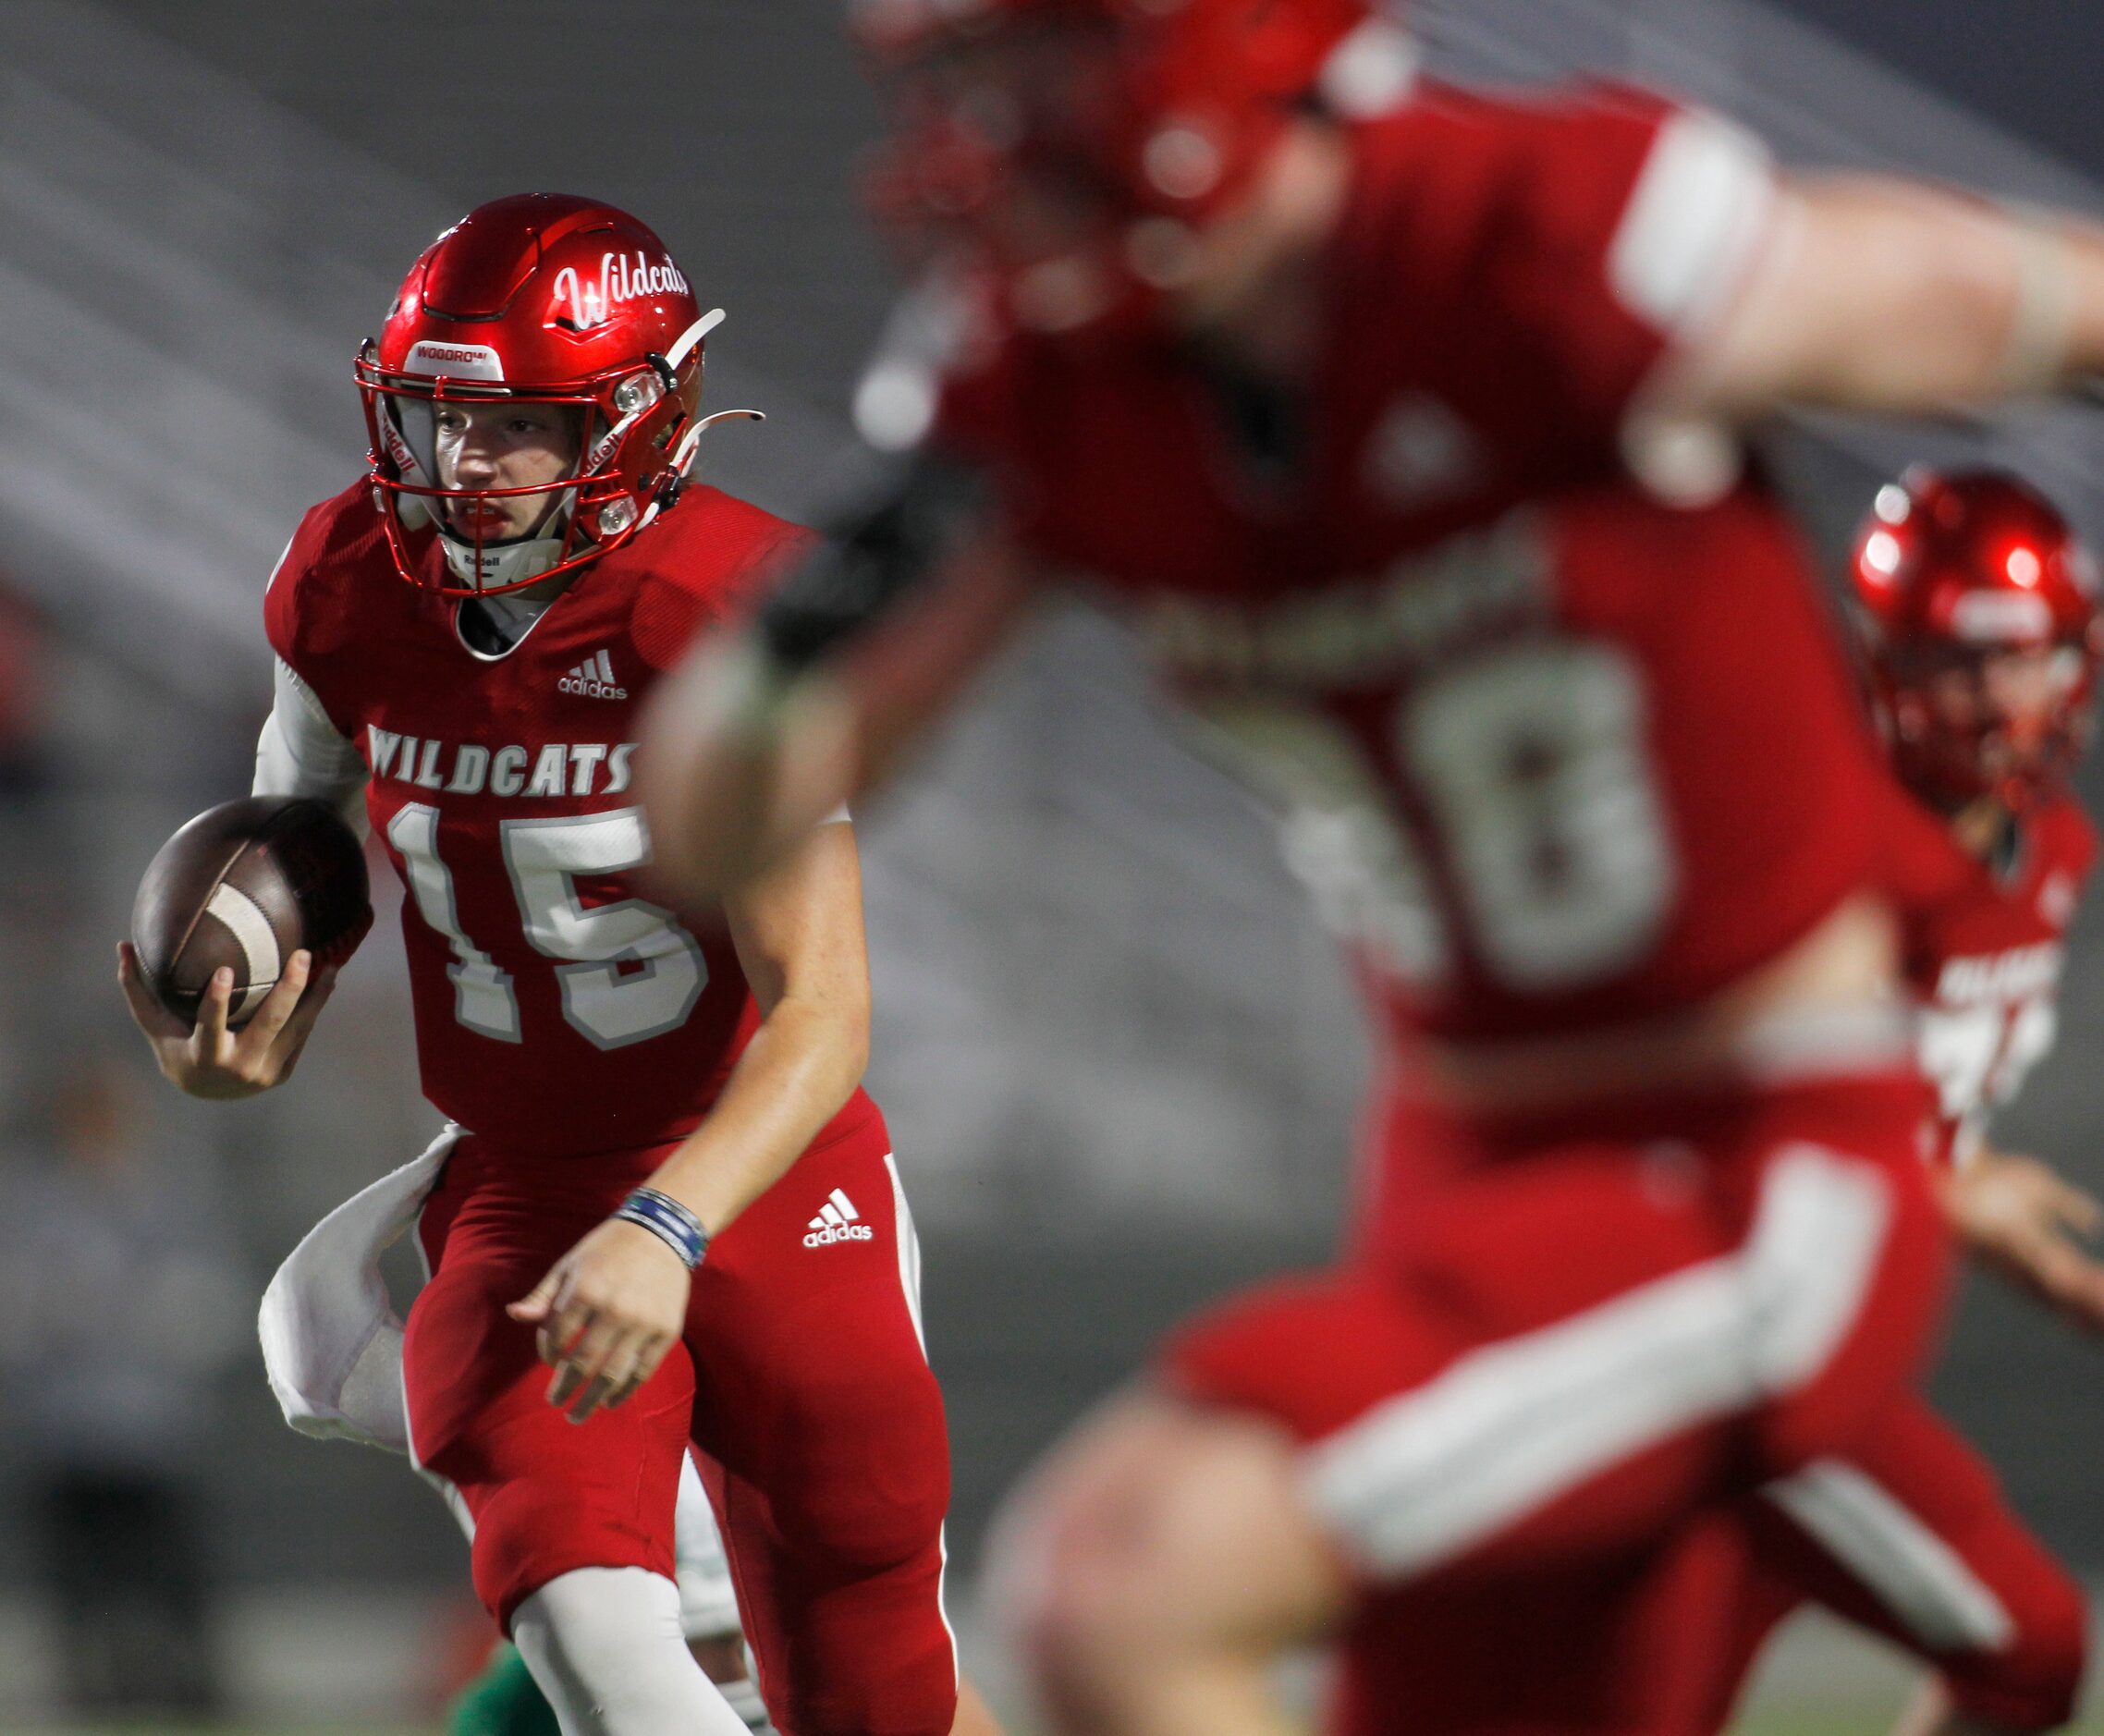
441, 529, 568, 592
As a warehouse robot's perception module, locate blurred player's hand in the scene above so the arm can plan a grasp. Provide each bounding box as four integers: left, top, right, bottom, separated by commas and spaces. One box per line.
117, 941, 337, 1099
508, 1218, 692, 1423
1939, 1151, 2104, 1333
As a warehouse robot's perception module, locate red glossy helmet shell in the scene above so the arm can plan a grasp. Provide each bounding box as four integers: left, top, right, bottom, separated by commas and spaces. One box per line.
1851, 468, 2102, 810
357, 193, 715, 595
855, 0, 1390, 332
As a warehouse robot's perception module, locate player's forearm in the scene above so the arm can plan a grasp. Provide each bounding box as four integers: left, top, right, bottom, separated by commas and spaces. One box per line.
641, 461, 1034, 906
638, 994, 869, 1238
639, 641, 862, 902
1679, 177, 2104, 419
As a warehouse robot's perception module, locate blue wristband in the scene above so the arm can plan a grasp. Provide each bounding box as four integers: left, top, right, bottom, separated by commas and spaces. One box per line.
614, 1187, 710, 1269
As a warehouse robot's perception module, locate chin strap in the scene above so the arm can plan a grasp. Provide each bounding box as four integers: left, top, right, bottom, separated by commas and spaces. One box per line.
439, 527, 569, 592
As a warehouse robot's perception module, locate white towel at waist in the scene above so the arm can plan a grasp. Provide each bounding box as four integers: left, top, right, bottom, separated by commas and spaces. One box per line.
256, 1127, 458, 1454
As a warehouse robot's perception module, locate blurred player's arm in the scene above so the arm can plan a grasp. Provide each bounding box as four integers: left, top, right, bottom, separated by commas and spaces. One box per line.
117, 656, 356, 1096
640, 455, 1039, 901
1936, 1145, 2104, 1334
509, 815, 877, 1422
1658, 177, 2104, 417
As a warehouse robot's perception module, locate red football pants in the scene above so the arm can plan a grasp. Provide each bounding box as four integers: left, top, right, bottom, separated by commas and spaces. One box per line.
1720, 1398, 2088, 1730
403, 1108, 959, 1736
1163, 1073, 1956, 1734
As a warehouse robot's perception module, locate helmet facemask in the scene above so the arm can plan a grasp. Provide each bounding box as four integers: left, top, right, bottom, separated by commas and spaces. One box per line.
358, 345, 704, 597
1882, 640, 2095, 815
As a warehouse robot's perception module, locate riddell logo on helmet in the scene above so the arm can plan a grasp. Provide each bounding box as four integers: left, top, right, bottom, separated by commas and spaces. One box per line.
404, 340, 506, 381
552, 251, 691, 331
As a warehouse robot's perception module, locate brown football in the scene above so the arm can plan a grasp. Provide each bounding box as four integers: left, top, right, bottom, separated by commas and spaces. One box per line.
131, 796, 373, 1029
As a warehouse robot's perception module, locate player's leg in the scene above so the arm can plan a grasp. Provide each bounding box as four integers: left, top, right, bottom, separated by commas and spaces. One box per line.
996, 1099, 1947, 1736
405, 1139, 748, 1736
675, 1450, 773, 1733
1744, 1397, 2087, 1733
992, 1346, 1784, 1736
447, 1449, 773, 1736
989, 1390, 1340, 1736
508, 1567, 750, 1736
688, 1123, 991, 1736
448, 1644, 562, 1736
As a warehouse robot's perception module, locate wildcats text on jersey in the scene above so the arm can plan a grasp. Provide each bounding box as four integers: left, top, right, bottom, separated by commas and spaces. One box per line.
1141, 515, 1551, 691
367, 727, 636, 800
1933, 942, 2065, 1008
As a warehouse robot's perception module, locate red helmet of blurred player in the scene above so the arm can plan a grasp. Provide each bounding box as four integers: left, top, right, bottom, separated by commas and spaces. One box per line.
357, 193, 723, 596
851, 0, 1413, 333
1851, 468, 2103, 812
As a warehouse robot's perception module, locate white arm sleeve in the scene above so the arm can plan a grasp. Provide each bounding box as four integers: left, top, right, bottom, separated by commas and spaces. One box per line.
254, 657, 369, 838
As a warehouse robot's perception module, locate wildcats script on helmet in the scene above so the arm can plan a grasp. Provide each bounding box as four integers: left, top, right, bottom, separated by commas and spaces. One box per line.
553, 251, 691, 331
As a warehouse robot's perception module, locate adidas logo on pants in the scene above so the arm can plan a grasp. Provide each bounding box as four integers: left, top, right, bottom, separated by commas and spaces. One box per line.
805, 1188, 874, 1247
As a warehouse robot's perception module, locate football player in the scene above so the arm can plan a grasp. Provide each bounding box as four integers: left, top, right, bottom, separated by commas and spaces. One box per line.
636, 3, 2104, 1732
119, 194, 999, 1736
1700, 471, 2104, 1736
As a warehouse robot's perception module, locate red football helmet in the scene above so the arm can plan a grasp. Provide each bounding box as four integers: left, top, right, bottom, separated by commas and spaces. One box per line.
1851, 468, 2103, 811
357, 193, 733, 596
852, 0, 1411, 333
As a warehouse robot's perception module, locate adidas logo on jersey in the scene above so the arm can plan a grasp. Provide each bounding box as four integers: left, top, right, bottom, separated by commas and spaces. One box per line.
559, 650, 628, 700
805, 1188, 874, 1248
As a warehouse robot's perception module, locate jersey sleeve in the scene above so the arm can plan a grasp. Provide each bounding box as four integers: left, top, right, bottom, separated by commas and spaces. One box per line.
630, 499, 825, 673
253, 656, 369, 837
257, 486, 380, 835
263, 482, 385, 739
1379, 83, 1777, 438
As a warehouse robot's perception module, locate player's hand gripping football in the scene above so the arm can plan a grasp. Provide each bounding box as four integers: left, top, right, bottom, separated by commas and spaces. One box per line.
1938, 1150, 2104, 1333
508, 1218, 693, 1424
116, 942, 338, 1099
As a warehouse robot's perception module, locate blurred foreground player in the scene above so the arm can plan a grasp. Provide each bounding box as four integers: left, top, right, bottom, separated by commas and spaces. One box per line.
1707, 471, 2104, 1736
119, 193, 997, 1736
637, 0, 2104, 1730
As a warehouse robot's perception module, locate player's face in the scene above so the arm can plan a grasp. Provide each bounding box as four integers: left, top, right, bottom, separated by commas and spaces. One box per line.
1921, 644, 2084, 785
431, 400, 582, 542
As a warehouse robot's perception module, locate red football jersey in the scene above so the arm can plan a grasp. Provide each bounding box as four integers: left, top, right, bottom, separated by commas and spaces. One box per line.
267, 481, 871, 1156
1882, 784, 2096, 1164
903, 79, 1891, 1045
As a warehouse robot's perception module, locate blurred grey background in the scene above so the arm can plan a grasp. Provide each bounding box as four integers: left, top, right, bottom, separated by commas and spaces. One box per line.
5, 0, 2104, 1724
